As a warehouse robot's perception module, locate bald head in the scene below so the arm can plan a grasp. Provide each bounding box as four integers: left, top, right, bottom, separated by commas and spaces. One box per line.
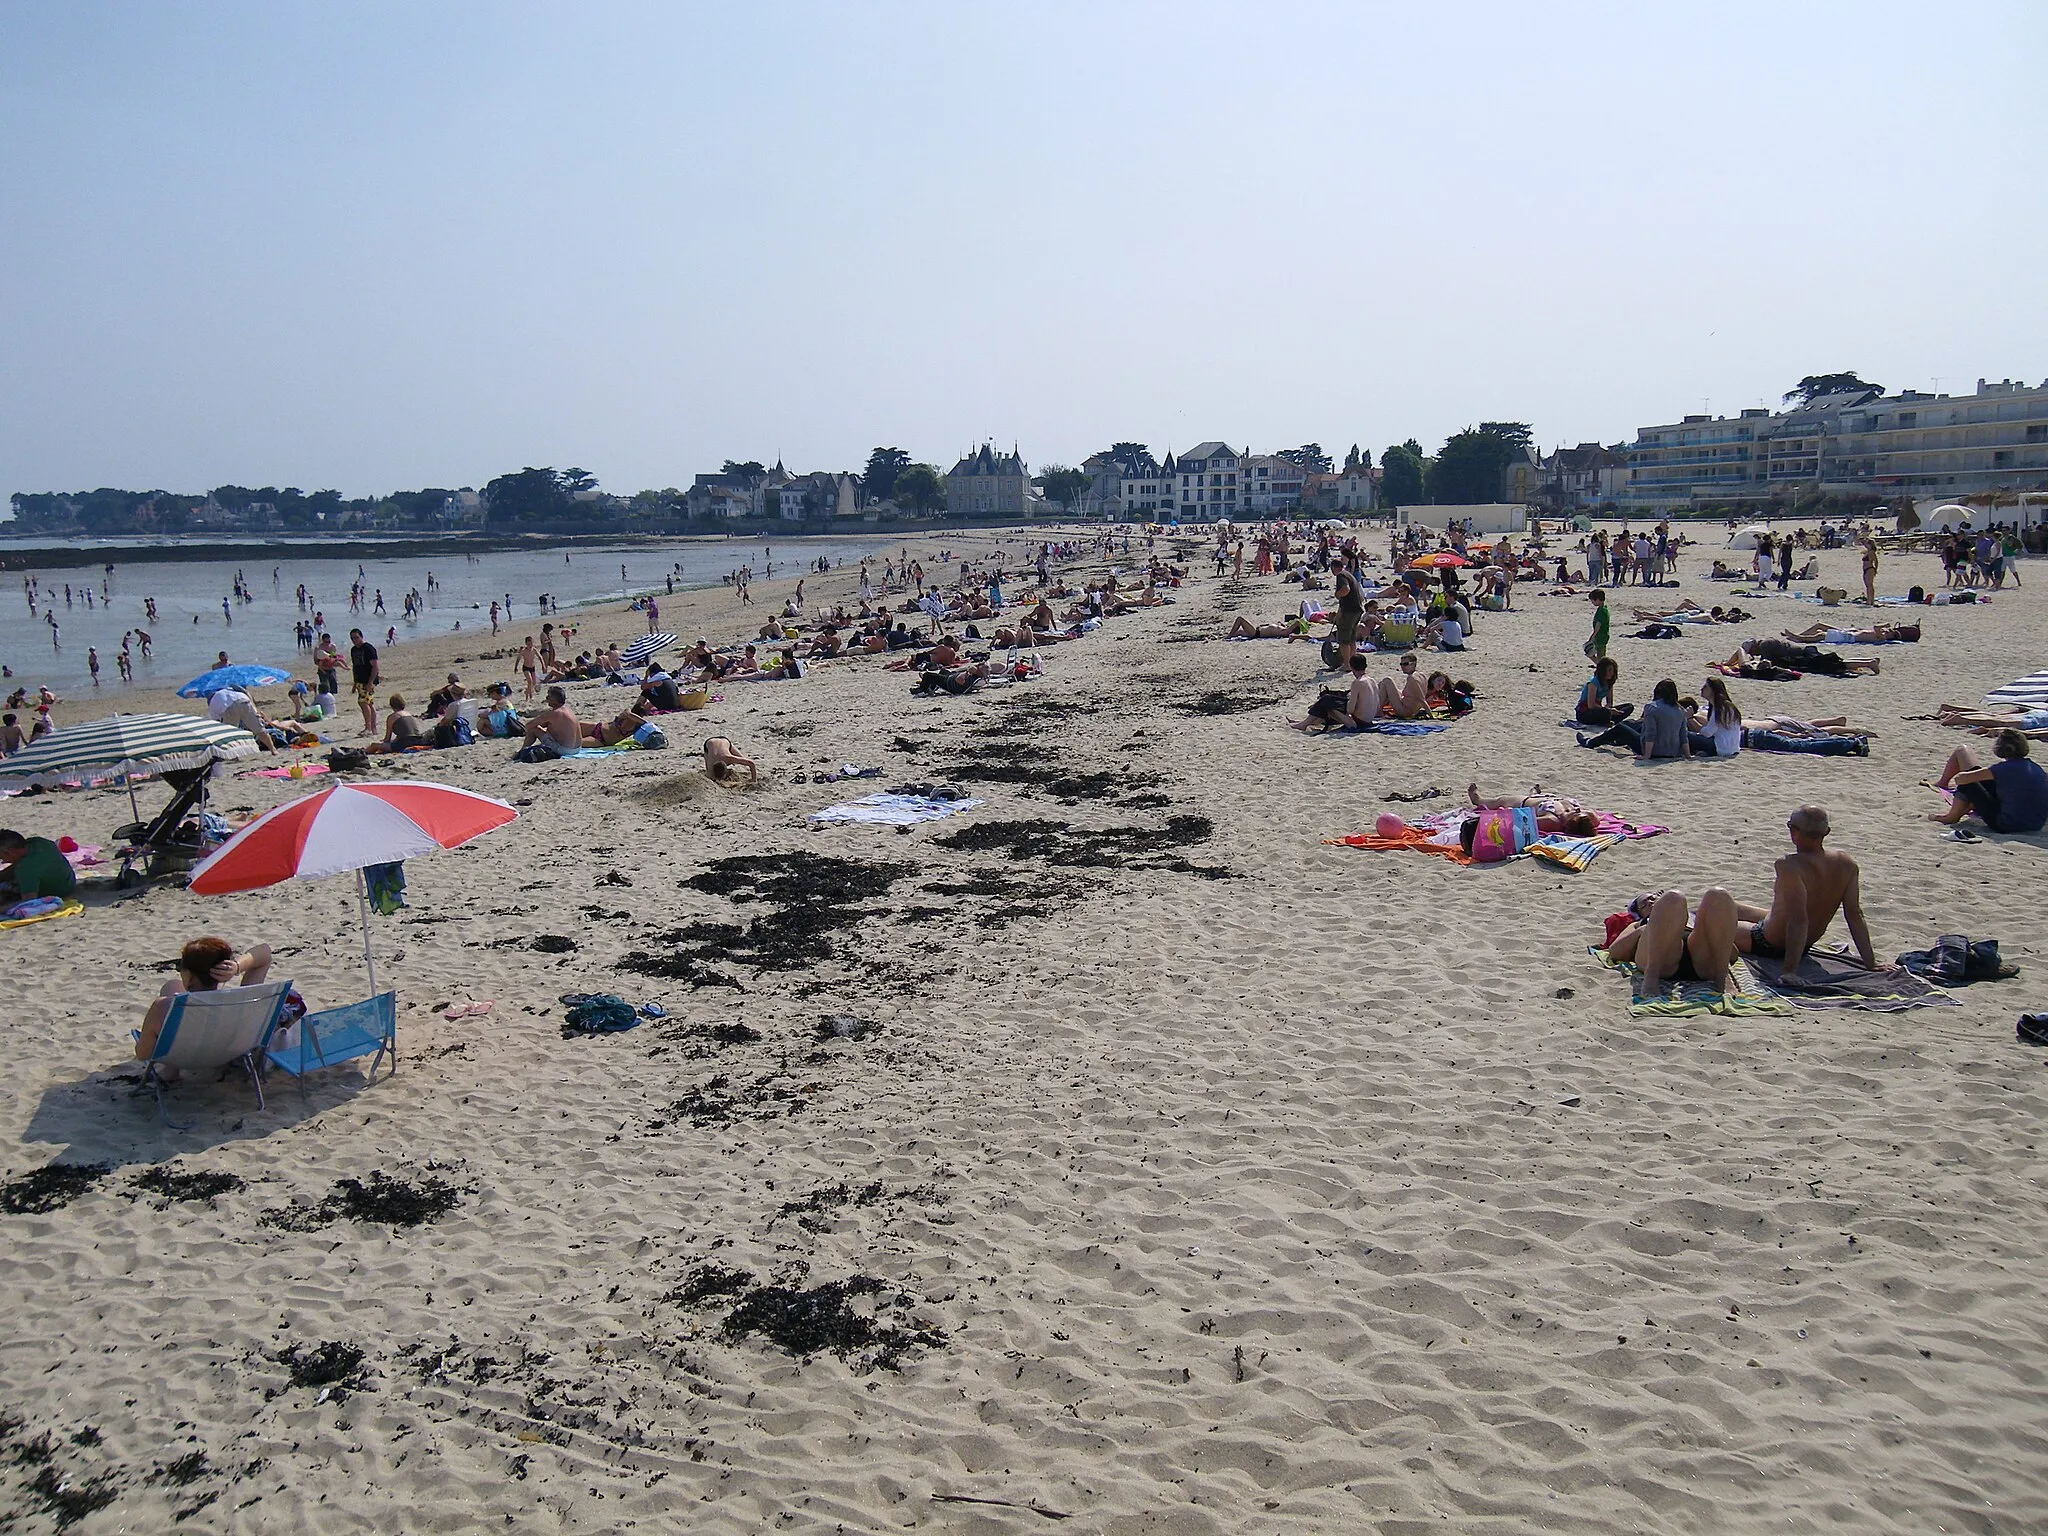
1788, 805, 1831, 841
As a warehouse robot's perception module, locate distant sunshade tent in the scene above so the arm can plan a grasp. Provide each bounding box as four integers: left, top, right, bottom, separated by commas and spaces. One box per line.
1726, 524, 1771, 550
1930, 503, 1975, 525
177, 663, 292, 699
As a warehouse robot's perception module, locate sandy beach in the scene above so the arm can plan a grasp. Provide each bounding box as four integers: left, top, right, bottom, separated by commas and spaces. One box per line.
2, 527, 2045, 1534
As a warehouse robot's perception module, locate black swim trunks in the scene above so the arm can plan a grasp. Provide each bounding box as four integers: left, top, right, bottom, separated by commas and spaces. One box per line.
1746, 926, 1784, 960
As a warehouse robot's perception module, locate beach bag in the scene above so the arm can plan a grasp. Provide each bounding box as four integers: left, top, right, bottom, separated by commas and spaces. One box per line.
325, 747, 371, 773
1467, 808, 1520, 863
1308, 688, 1350, 727
631, 722, 668, 749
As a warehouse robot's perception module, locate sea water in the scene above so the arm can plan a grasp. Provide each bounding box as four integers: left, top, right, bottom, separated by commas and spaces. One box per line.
0, 535, 886, 700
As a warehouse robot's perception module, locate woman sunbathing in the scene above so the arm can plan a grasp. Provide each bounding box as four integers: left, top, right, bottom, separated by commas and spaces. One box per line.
1226, 614, 1311, 640
1725, 640, 1880, 678
583, 708, 647, 748
1933, 702, 2048, 735
1781, 621, 1917, 645
1465, 785, 1599, 836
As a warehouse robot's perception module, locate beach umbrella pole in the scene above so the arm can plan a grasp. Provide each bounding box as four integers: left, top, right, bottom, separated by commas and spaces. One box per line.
356, 868, 379, 992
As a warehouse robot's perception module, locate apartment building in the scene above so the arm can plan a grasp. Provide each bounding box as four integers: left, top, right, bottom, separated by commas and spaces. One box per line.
1240, 454, 1307, 514
1624, 378, 2048, 509
1176, 441, 1241, 517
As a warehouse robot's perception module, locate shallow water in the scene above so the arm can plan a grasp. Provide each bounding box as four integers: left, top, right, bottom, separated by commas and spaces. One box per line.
0, 535, 883, 699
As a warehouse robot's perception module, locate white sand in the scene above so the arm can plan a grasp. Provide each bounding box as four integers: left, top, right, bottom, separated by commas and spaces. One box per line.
2, 530, 2044, 1533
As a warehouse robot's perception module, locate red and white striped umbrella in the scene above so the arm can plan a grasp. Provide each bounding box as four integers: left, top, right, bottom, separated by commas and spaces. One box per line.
189, 780, 516, 894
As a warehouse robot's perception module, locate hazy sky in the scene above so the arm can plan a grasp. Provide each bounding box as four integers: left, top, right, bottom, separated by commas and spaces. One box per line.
3, 1, 2044, 499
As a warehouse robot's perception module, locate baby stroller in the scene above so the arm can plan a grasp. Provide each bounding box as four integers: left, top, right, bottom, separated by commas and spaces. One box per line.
113, 766, 219, 887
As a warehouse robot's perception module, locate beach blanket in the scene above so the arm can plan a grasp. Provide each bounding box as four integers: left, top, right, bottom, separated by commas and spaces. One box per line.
569, 744, 643, 758
1528, 832, 1627, 871
1590, 945, 1792, 1018
1740, 951, 1957, 1012
61, 844, 104, 870
242, 761, 332, 780
1356, 719, 1449, 737
1, 897, 84, 930
809, 793, 983, 827
1984, 668, 2048, 710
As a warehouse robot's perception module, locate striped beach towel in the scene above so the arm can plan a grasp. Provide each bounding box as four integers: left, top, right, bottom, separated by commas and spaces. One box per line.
1590, 946, 1792, 1018
1984, 668, 2048, 709
1529, 832, 1626, 871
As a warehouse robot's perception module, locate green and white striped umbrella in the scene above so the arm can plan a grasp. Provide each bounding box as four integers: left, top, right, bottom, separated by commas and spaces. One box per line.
0, 712, 261, 790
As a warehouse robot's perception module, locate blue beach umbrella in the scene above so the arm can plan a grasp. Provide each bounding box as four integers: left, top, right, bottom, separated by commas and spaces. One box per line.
176, 663, 293, 699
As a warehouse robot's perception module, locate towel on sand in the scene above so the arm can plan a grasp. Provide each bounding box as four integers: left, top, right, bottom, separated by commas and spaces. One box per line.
1590, 945, 1792, 1018
1528, 832, 1626, 871
1740, 950, 1958, 1011
1, 897, 84, 929
809, 793, 984, 827
1335, 809, 1666, 869
242, 761, 332, 780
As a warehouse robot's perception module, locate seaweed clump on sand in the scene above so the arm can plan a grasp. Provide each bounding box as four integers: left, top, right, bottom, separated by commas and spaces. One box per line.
666, 1265, 946, 1372
264, 1170, 462, 1232
273, 1341, 371, 1400
1170, 689, 1287, 716
935, 814, 1231, 877
0, 1163, 114, 1216
650, 1072, 818, 1130
129, 1167, 246, 1205
24, 1465, 120, 1530
636, 852, 915, 975
722, 1277, 947, 1373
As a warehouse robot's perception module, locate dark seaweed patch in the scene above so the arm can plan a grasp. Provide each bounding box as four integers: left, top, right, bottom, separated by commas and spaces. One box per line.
615, 951, 746, 990
130, 1167, 246, 1205
1170, 690, 1286, 715
667, 1262, 756, 1305
651, 1072, 818, 1129
25, 1466, 119, 1529
920, 869, 1032, 899
265, 1171, 461, 1232
150, 1451, 210, 1487
935, 814, 1216, 870
531, 934, 578, 954
721, 1277, 946, 1372
680, 852, 909, 906
274, 1341, 370, 1399
773, 1181, 894, 1232
1, 1163, 113, 1216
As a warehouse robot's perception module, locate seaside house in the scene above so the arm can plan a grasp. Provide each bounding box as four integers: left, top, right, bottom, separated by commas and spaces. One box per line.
1241, 454, 1308, 515
1117, 451, 1178, 519
1175, 442, 1242, 518
1541, 444, 1628, 509
684, 473, 759, 521
777, 472, 860, 521
1304, 463, 1377, 515
945, 444, 1031, 519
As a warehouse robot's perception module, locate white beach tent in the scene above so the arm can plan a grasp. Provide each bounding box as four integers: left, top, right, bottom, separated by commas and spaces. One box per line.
1726, 524, 1771, 550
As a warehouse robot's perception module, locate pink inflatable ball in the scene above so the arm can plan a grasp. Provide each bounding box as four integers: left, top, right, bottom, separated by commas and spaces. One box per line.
1375, 812, 1406, 839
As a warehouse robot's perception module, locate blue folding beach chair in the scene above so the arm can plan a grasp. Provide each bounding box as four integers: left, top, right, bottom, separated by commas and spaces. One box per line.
265, 992, 397, 1098
137, 980, 294, 1129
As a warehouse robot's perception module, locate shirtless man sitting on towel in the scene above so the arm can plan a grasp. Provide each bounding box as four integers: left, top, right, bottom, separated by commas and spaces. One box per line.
1733, 804, 1875, 973
520, 687, 582, 754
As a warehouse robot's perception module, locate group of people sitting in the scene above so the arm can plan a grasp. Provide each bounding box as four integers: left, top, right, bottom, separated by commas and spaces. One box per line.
1292, 653, 1474, 732
1575, 660, 1870, 757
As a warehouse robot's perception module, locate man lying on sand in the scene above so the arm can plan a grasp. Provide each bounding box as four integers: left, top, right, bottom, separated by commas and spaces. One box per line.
1932, 702, 2048, 736
1724, 639, 1881, 678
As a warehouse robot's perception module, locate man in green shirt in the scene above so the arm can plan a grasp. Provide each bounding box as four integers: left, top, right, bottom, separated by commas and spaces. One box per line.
0, 830, 76, 899
1586, 588, 1611, 661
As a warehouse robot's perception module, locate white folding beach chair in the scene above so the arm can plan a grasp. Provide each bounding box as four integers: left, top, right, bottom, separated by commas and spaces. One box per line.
137, 980, 293, 1129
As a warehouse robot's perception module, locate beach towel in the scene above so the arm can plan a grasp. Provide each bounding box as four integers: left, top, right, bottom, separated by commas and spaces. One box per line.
1326, 808, 1471, 862
1357, 720, 1449, 737
242, 761, 332, 780
569, 744, 642, 758
808, 793, 984, 827
1740, 951, 1957, 1012
60, 843, 104, 870
1528, 832, 1627, 871
1984, 668, 2048, 710
0, 897, 84, 929
1590, 945, 1792, 1018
